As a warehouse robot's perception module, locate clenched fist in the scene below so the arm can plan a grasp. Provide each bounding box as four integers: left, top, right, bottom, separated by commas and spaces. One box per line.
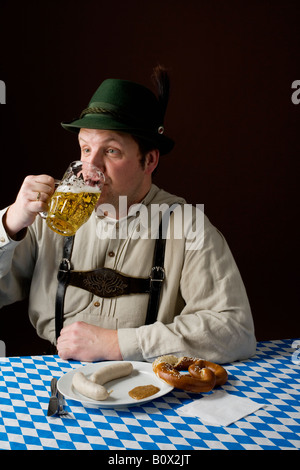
3, 174, 56, 238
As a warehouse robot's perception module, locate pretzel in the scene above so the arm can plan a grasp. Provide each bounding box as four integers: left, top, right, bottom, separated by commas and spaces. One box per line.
152, 355, 227, 393
188, 359, 228, 386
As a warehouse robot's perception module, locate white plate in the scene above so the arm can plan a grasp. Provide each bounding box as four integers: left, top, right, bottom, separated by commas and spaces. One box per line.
57, 361, 173, 408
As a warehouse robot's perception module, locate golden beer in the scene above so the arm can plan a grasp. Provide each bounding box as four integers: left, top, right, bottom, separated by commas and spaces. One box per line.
46, 189, 101, 236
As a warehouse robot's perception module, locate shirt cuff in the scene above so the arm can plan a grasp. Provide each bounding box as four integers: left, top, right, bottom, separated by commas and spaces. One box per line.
0, 208, 19, 249
117, 328, 144, 362
0, 207, 28, 246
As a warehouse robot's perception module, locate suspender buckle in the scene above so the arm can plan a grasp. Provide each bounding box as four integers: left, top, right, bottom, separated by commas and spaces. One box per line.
150, 266, 165, 283
59, 258, 71, 272
57, 258, 71, 282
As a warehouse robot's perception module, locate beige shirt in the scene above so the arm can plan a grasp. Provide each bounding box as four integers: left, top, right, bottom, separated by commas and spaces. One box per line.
0, 184, 256, 363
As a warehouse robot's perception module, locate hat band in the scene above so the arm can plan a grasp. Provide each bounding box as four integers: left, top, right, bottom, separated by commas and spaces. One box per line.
80, 106, 123, 120
79, 105, 164, 134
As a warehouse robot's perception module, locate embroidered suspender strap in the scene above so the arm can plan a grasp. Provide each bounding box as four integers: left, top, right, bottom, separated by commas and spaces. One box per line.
54, 205, 177, 338
54, 235, 163, 339
55, 235, 75, 340
68, 268, 151, 297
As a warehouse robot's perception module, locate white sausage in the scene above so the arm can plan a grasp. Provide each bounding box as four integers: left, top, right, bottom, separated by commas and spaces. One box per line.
90, 362, 133, 385
72, 372, 110, 400
72, 362, 133, 401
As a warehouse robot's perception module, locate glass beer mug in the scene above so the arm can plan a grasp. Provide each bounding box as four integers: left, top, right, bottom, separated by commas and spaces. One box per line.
41, 161, 105, 236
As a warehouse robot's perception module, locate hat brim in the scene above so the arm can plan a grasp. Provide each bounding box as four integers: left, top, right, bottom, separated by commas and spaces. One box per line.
61, 114, 174, 156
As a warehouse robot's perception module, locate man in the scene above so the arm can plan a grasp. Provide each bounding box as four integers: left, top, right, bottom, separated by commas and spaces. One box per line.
0, 67, 256, 363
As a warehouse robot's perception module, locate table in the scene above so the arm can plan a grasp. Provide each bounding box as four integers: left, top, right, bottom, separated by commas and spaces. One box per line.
0, 338, 299, 451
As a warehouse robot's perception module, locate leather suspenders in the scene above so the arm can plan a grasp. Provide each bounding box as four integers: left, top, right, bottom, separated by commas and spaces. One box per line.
55, 207, 176, 340
55, 235, 75, 340
144, 213, 168, 326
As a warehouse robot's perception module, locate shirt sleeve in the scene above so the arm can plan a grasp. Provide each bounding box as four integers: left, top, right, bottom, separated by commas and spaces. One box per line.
0, 208, 35, 307
118, 214, 256, 364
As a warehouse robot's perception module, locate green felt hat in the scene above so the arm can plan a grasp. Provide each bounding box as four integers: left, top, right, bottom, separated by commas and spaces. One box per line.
61, 78, 174, 155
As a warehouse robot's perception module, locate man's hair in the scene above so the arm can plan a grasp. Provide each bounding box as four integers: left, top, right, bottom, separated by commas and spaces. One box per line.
133, 136, 156, 169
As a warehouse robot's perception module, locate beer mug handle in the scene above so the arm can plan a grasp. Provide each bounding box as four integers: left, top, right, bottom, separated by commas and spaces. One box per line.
39, 179, 61, 219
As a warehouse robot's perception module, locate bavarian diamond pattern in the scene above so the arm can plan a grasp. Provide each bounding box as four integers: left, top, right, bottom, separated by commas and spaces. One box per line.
0, 339, 299, 450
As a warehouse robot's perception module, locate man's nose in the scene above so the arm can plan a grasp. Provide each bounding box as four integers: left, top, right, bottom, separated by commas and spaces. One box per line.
88, 151, 105, 173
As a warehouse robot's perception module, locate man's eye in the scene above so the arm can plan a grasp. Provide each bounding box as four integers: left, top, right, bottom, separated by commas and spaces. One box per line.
106, 148, 120, 155
82, 148, 90, 154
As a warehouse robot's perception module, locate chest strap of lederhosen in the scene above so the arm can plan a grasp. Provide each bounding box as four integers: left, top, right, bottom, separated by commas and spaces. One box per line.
54, 207, 177, 340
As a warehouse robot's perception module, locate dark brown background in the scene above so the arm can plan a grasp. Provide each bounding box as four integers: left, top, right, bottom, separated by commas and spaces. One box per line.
0, 0, 299, 356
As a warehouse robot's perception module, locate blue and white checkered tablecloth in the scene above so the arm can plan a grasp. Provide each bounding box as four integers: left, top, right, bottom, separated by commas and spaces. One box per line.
0, 339, 299, 451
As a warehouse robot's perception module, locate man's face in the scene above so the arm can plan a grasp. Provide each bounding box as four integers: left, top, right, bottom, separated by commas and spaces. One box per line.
78, 128, 158, 217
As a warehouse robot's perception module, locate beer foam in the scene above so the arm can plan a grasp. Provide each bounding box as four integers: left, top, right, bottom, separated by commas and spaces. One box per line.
56, 184, 100, 193
55, 173, 101, 193
57, 175, 101, 193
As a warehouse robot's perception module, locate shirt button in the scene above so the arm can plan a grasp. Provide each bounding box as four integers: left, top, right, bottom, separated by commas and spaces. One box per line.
0, 237, 5, 243
108, 251, 115, 257
94, 301, 100, 307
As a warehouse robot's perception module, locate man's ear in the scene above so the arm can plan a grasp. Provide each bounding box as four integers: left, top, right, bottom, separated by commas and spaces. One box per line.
144, 149, 160, 175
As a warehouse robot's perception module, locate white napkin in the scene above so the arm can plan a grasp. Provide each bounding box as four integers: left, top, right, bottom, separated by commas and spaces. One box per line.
177, 390, 265, 427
